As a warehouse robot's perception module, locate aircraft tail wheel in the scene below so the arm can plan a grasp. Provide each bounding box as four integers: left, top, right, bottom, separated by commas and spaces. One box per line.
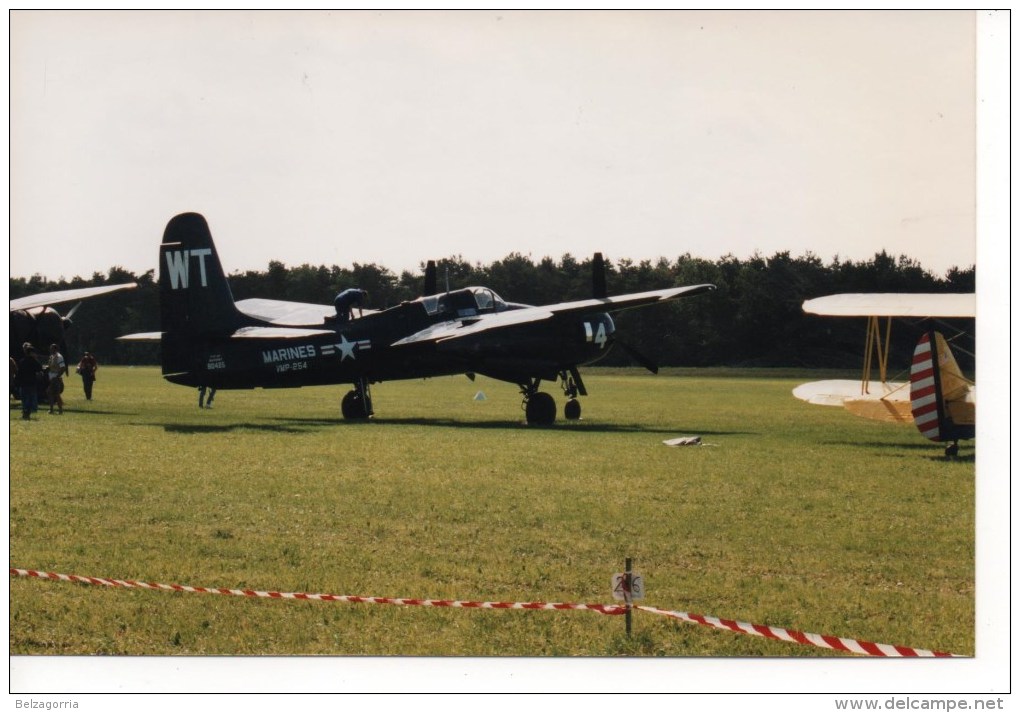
525, 392, 557, 425
945, 442, 959, 458
564, 398, 581, 420
341, 389, 370, 420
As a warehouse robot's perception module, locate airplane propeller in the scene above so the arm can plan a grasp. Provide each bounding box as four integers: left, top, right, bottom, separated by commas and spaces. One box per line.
62, 301, 84, 328
592, 252, 607, 300
423, 260, 437, 296
591, 251, 659, 374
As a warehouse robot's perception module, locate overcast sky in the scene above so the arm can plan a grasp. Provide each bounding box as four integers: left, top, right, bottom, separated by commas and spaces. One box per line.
9, 11, 984, 282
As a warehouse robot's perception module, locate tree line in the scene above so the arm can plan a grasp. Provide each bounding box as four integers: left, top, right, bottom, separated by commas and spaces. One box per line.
10, 250, 976, 372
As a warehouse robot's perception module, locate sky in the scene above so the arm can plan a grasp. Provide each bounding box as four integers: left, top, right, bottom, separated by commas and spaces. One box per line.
8, 10, 989, 283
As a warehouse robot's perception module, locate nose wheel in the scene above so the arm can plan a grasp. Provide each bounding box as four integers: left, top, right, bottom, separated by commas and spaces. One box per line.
560, 368, 585, 420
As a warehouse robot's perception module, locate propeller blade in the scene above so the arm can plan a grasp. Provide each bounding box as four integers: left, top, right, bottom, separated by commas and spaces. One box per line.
64, 301, 84, 321
615, 338, 659, 374
423, 260, 437, 296
592, 252, 607, 299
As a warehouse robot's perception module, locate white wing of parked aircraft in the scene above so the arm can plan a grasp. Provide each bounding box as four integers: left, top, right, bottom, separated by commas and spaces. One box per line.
10, 282, 137, 312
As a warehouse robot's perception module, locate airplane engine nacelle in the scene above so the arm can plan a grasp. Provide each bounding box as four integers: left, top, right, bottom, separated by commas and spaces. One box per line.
579, 313, 615, 352
10, 310, 35, 355
34, 308, 67, 352
9, 307, 66, 359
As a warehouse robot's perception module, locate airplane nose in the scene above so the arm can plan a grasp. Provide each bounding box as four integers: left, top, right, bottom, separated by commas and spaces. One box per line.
581, 313, 615, 349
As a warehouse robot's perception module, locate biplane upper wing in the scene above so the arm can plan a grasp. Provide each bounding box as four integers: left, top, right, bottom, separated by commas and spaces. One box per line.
10, 282, 138, 311
392, 284, 716, 347
802, 293, 975, 318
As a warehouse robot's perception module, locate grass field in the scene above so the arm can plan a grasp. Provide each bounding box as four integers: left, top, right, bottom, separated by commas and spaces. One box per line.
9, 366, 975, 658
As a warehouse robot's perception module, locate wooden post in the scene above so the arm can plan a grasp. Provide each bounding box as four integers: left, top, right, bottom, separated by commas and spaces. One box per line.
625, 557, 633, 637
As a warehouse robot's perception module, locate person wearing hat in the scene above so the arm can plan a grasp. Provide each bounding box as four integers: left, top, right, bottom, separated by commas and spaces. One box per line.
15, 343, 43, 420
76, 351, 99, 400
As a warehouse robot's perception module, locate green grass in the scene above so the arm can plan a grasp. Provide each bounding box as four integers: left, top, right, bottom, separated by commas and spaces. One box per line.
9, 367, 974, 657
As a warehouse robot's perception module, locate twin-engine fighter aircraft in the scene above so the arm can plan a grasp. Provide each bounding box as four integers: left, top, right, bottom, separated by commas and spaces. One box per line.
121, 213, 715, 424
793, 292, 975, 455
10, 283, 138, 362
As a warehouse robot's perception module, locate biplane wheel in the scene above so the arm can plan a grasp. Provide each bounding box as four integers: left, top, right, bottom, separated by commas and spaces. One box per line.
525, 392, 557, 426
564, 398, 581, 420
945, 442, 959, 458
341, 390, 369, 420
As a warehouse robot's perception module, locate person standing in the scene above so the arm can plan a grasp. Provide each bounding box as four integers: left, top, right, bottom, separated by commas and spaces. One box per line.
15, 344, 43, 420
198, 385, 217, 408
76, 351, 99, 400
45, 343, 67, 414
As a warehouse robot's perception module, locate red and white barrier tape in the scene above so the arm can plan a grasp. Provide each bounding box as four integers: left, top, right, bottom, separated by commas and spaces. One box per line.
11, 568, 963, 656
637, 605, 960, 658
9, 568, 625, 616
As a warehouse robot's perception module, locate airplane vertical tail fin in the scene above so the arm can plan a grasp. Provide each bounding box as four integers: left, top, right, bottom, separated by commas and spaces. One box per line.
159, 213, 248, 375
910, 330, 975, 444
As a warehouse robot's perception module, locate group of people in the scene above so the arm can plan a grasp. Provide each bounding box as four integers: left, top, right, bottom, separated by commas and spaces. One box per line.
12, 343, 99, 420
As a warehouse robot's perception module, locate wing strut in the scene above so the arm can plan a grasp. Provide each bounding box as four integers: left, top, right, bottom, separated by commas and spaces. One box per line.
862, 315, 892, 394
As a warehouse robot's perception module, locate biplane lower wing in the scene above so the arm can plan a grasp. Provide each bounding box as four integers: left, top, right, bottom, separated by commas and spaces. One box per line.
793, 379, 914, 423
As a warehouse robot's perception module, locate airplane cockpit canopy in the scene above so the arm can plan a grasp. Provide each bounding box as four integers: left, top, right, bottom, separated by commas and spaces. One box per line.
420, 287, 508, 318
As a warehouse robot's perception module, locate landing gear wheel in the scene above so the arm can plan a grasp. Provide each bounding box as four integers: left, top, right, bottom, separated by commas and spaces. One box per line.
564, 398, 581, 420
341, 390, 369, 420
525, 392, 557, 426
945, 442, 960, 458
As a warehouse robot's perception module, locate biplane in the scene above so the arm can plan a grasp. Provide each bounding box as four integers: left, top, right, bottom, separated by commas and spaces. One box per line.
120, 212, 715, 424
793, 293, 975, 456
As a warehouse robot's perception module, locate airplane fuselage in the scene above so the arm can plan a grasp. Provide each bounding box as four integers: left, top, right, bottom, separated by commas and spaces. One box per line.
165, 297, 617, 390
128, 212, 714, 423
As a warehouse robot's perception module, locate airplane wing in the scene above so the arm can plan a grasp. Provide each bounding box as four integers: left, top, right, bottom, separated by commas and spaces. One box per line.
235, 297, 377, 326
393, 284, 715, 347
792, 379, 909, 406
118, 327, 335, 340
230, 326, 335, 339
117, 332, 163, 341
10, 282, 138, 311
802, 293, 975, 318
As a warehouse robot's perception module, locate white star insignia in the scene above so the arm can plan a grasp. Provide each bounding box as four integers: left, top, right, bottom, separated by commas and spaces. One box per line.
337, 334, 357, 361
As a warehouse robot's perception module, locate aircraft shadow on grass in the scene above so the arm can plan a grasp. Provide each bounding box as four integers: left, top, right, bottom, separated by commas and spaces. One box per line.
157, 422, 310, 435
821, 439, 975, 462
11, 405, 133, 417
142, 417, 752, 437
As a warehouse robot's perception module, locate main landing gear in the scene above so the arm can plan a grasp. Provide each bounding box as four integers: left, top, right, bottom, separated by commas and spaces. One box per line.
520, 369, 587, 426
341, 377, 374, 420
